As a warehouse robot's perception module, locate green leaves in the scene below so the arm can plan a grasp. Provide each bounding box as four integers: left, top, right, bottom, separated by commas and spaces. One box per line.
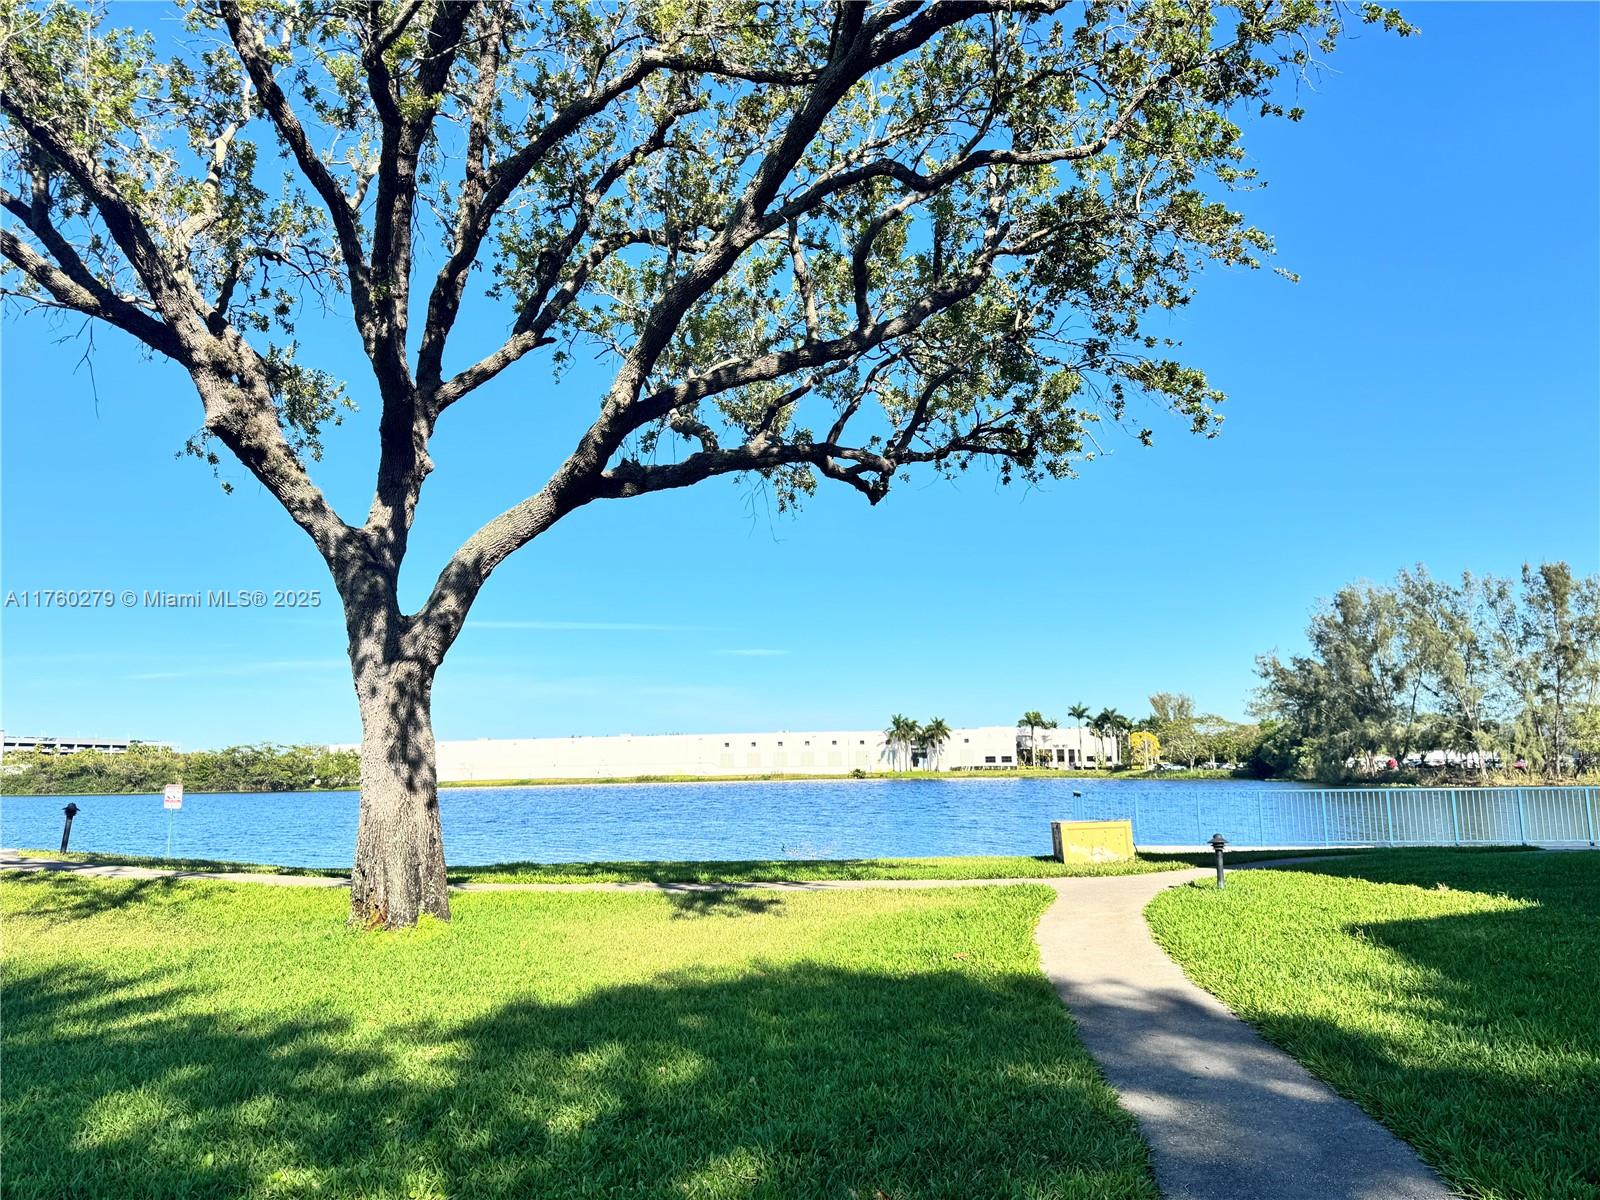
1256, 563, 1600, 780
261, 343, 354, 460
2, 1, 1413, 588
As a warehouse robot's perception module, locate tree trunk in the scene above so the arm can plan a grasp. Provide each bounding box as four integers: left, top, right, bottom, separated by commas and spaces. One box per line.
349, 656, 450, 928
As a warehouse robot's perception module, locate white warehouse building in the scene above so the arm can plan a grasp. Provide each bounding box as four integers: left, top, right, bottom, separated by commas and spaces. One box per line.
433, 723, 1117, 782
1, 731, 172, 755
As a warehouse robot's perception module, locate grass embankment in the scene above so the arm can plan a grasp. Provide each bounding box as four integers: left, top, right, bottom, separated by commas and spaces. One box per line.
10, 846, 1362, 884
2, 875, 1157, 1200
1146, 849, 1600, 1200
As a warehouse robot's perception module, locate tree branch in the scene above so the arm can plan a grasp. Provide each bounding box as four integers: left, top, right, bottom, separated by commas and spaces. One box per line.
408, 3, 1063, 658
0, 88, 209, 339
220, 6, 375, 341
353, 2, 479, 568
427, 103, 694, 411
628, 221, 1007, 432
432, 230, 642, 409
414, 45, 683, 402
1, 50, 355, 573
0, 226, 184, 359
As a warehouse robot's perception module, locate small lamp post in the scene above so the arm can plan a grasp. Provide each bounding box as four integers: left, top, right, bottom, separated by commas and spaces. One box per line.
60, 802, 80, 854
1209, 832, 1227, 889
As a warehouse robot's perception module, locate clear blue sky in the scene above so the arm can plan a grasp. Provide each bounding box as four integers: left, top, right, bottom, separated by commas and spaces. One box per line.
3, 4, 1597, 749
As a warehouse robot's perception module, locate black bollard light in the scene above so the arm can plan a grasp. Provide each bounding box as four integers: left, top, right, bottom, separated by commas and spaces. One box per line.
1210, 832, 1227, 889
60, 802, 80, 854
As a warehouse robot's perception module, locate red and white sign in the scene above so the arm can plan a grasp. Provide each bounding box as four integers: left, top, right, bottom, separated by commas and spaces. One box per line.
163, 783, 183, 810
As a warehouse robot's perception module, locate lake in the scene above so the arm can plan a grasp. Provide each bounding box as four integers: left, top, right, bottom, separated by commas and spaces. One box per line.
1, 777, 1304, 866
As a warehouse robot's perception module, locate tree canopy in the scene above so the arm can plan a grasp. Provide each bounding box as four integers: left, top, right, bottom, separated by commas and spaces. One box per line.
3, 0, 1410, 619
1255, 563, 1600, 778
0, 0, 1411, 925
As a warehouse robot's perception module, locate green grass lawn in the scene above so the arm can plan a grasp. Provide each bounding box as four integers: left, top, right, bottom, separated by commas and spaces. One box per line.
2, 874, 1157, 1200
1145, 850, 1600, 1200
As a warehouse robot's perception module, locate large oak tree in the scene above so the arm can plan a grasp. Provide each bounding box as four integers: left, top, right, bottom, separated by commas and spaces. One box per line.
0, 0, 1407, 926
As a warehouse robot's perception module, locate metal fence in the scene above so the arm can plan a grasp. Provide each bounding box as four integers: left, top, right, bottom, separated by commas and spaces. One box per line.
1222, 787, 1597, 849
1058, 784, 1600, 848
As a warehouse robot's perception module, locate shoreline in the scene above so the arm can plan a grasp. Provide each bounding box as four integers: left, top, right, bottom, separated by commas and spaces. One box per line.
6, 767, 1592, 797
440, 767, 1251, 788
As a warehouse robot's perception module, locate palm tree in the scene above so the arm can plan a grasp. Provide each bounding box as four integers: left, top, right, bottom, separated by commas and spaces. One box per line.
885, 714, 918, 772
1089, 711, 1108, 768
1068, 704, 1091, 767
1103, 709, 1133, 768
920, 717, 951, 771
1092, 707, 1130, 769
1017, 710, 1056, 767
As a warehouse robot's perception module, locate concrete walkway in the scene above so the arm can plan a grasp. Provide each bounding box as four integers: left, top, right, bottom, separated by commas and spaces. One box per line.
1038, 870, 1455, 1199
1, 850, 1456, 1198
0, 851, 349, 887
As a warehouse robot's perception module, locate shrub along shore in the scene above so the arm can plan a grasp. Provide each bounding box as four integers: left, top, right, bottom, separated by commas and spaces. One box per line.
2, 744, 359, 795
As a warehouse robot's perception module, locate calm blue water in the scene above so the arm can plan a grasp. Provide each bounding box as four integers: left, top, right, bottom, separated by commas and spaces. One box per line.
1, 778, 1303, 867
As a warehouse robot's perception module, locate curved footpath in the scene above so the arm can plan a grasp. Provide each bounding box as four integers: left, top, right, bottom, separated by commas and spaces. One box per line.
1, 851, 1453, 1200
1037, 870, 1452, 1200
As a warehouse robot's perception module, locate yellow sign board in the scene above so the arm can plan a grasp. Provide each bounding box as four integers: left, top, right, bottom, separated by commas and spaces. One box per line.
1050, 818, 1135, 863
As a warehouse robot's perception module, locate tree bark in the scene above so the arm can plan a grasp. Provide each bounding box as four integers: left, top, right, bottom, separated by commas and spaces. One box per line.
349, 654, 450, 928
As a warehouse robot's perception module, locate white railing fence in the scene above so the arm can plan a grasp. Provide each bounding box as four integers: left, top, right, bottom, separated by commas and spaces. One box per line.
1246, 787, 1597, 848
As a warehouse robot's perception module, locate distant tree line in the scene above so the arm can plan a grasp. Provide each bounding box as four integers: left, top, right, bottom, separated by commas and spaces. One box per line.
3, 743, 361, 795
1254, 562, 1600, 781
1131, 693, 1267, 771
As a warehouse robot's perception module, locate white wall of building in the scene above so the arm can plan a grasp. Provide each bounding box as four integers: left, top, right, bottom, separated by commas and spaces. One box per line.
437, 729, 898, 781
1026, 726, 1120, 768
0, 732, 170, 755
929, 726, 1021, 770
433, 722, 1116, 781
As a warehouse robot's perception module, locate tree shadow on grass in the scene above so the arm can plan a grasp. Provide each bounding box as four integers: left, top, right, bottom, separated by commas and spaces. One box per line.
0, 869, 188, 919
445, 857, 1070, 885
2, 935, 1155, 1199
446, 859, 839, 886
1263, 846, 1595, 908
1172, 852, 1600, 1198
1251, 902, 1600, 1200
658, 886, 788, 919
